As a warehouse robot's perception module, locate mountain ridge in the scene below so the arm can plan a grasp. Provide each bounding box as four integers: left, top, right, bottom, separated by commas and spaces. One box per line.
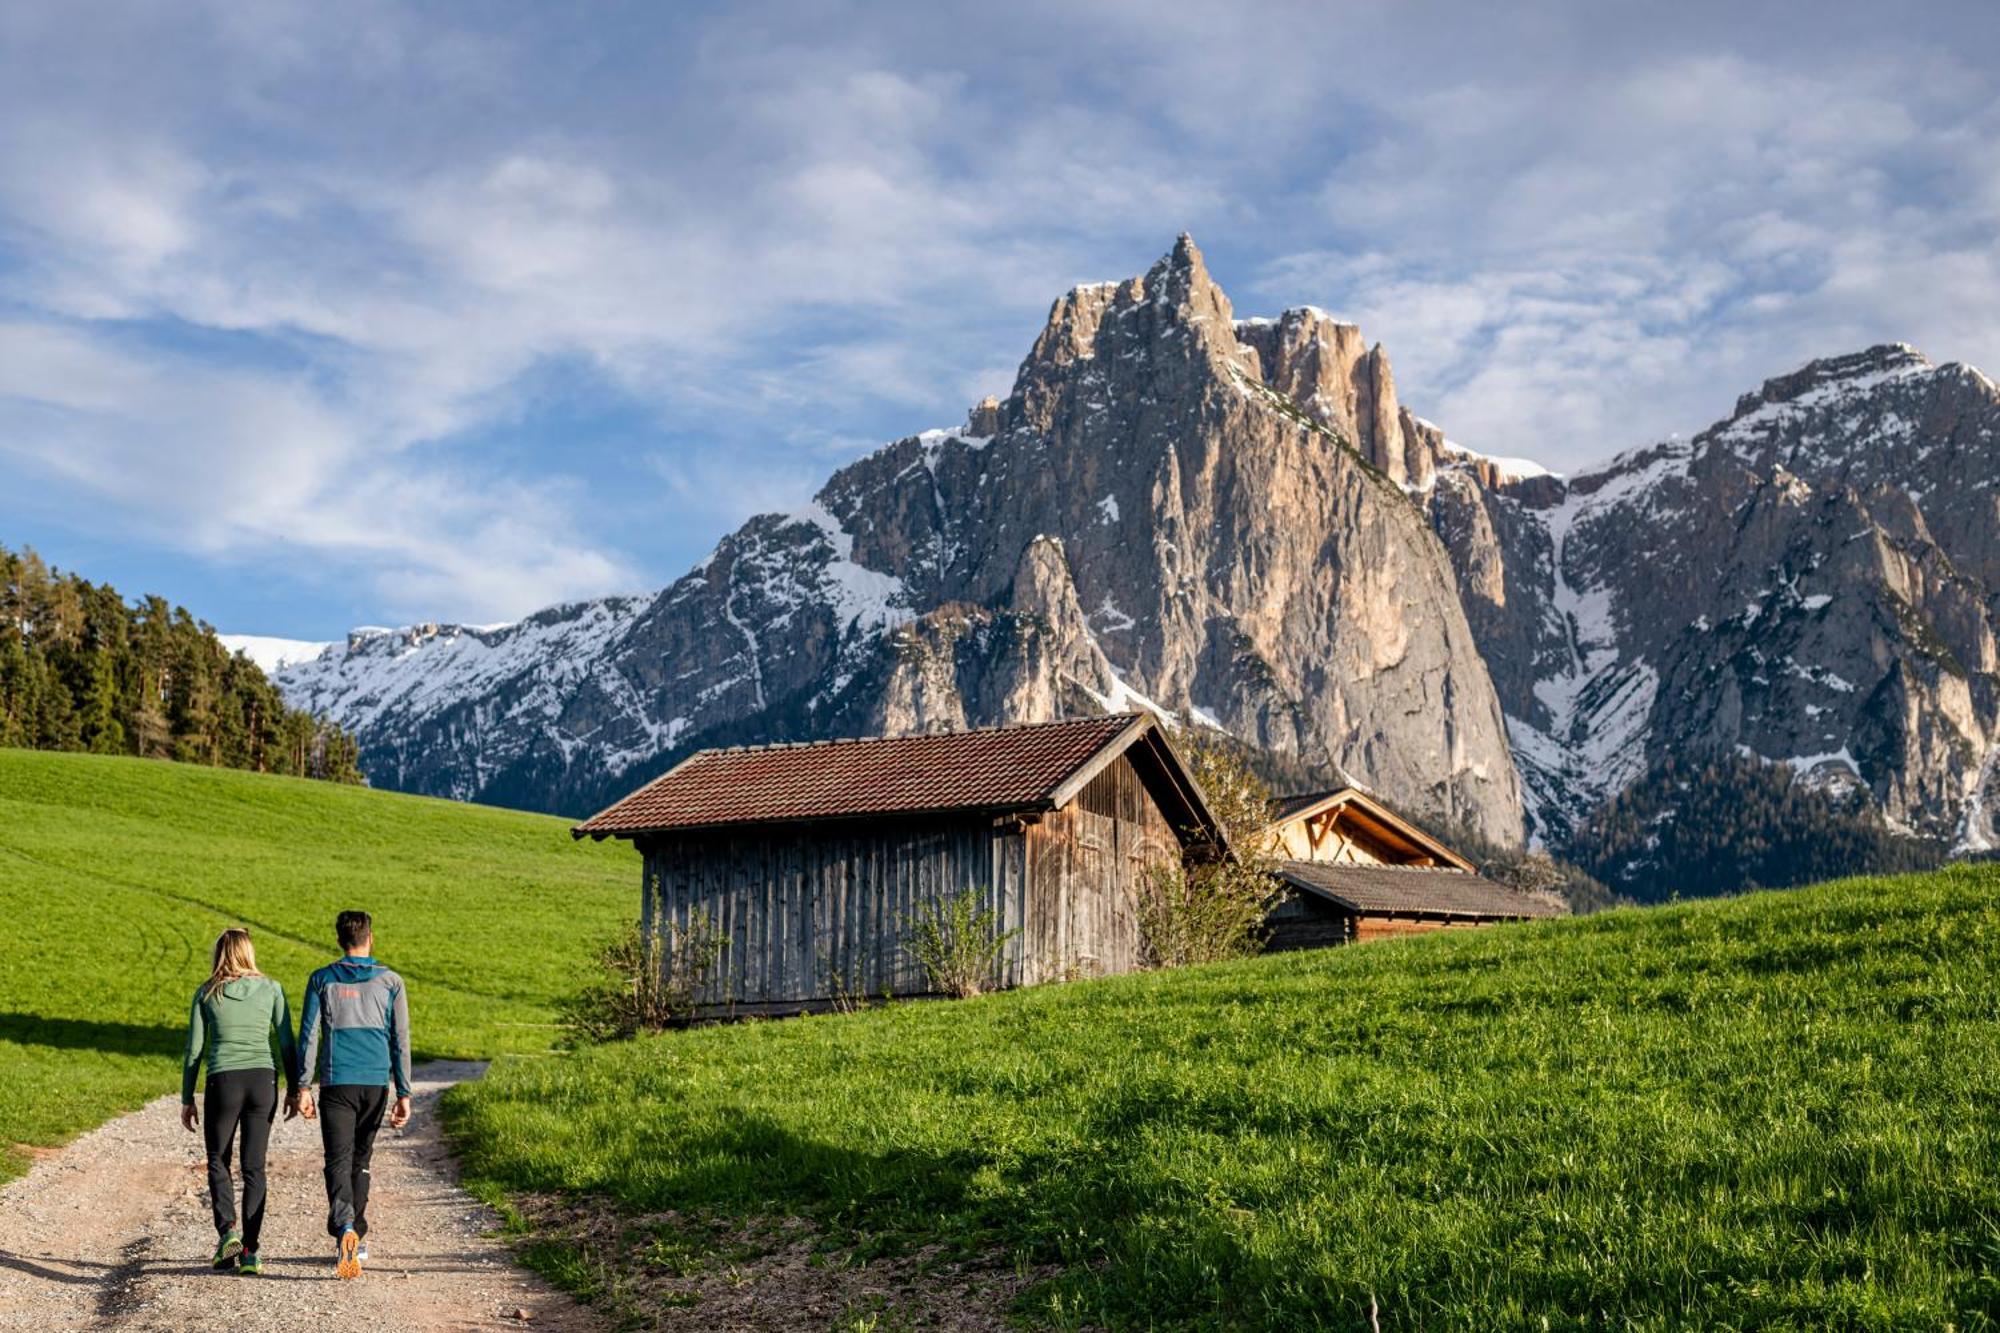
270, 236, 1524, 841
1427, 339, 2000, 854
257, 241, 2000, 868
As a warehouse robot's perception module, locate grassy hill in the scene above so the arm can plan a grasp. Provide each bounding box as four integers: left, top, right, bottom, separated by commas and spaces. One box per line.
450, 865, 2000, 1330
0, 747, 631, 1174
8, 743, 1998, 1326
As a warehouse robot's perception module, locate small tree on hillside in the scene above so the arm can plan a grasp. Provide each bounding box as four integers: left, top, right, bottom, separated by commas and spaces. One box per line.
1476, 846, 1596, 915
904, 889, 1020, 998
1134, 730, 1280, 967
561, 905, 729, 1042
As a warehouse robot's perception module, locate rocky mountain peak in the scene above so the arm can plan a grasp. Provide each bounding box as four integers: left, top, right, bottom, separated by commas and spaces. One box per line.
1730, 343, 1933, 421
273, 237, 1528, 845
967, 395, 1002, 437
1146, 232, 1232, 320
1229, 305, 1442, 485
1002, 236, 1249, 440
1421, 329, 2000, 854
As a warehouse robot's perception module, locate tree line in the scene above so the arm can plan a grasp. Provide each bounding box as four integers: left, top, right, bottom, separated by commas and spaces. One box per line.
0, 544, 359, 782
1568, 752, 1944, 902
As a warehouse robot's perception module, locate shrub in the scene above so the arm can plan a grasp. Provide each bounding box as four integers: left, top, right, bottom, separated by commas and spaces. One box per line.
1133, 729, 1279, 966
1134, 859, 1274, 967
560, 910, 728, 1042
1477, 845, 1610, 914
1179, 728, 1278, 851
903, 890, 1019, 998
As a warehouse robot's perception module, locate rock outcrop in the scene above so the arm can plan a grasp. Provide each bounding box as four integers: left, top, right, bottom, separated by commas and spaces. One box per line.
1424, 344, 2000, 851
271, 244, 2000, 863
275, 237, 1526, 843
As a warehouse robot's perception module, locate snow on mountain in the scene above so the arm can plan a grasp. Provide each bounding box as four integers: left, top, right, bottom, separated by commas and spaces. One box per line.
253, 235, 2000, 863
1426, 342, 2000, 849
263, 236, 1526, 840
219, 635, 338, 675
278, 607, 648, 734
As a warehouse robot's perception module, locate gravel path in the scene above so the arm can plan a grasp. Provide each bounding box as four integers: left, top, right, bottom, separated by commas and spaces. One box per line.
0, 1062, 600, 1332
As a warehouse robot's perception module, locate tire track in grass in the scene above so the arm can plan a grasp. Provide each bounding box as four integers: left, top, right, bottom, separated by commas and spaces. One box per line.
0, 841, 517, 1006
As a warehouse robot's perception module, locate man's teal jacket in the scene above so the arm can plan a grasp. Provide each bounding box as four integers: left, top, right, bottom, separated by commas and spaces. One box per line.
298, 956, 411, 1096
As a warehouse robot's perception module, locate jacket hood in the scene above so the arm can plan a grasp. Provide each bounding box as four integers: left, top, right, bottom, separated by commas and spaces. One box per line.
217, 975, 269, 1000
326, 957, 386, 982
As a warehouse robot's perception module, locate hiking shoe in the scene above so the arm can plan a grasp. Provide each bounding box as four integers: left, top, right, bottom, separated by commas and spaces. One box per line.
356, 1241, 369, 1263
212, 1231, 244, 1269
237, 1250, 263, 1276
336, 1228, 361, 1280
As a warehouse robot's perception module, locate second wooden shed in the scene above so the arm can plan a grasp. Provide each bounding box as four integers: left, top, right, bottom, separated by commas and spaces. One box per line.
1261, 786, 1562, 946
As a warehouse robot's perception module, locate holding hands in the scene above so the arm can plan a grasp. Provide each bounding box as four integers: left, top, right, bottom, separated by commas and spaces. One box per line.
182, 914, 417, 1270
266, 1087, 406, 1127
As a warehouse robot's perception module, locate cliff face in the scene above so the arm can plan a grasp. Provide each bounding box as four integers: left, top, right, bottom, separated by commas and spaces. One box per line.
277, 237, 1527, 842
268, 245, 2000, 861
1425, 345, 2000, 852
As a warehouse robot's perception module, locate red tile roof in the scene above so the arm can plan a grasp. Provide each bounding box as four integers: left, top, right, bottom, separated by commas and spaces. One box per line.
1277, 861, 1563, 920
575, 714, 1153, 839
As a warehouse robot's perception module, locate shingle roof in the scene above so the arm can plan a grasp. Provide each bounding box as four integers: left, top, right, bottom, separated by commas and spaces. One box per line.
1272, 789, 1341, 822
575, 714, 1154, 839
1277, 860, 1562, 920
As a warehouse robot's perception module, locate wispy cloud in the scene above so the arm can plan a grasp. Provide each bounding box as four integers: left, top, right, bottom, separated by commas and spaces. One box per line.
1, 1, 1996, 627
1252, 45, 2000, 463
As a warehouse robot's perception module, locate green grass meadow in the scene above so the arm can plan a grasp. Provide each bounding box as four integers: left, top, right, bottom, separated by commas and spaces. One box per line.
450, 865, 2000, 1330
7, 744, 1999, 1327
0, 747, 631, 1171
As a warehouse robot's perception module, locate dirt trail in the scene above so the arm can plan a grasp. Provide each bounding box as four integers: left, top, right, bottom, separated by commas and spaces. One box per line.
0, 1062, 599, 1331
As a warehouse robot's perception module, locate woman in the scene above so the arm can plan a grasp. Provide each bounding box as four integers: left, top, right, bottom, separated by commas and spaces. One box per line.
181, 927, 298, 1275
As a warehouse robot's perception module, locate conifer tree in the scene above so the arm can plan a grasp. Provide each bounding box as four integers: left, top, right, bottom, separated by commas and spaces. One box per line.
0, 542, 360, 786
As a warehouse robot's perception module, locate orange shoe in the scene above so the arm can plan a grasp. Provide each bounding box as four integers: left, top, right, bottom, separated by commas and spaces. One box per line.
336, 1228, 361, 1280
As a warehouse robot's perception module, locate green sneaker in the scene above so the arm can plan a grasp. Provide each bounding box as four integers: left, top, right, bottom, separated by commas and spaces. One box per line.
212, 1230, 244, 1269
237, 1250, 264, 1276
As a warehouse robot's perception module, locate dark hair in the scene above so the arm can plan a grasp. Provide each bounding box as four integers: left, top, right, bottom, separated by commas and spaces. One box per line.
336, 910, 373, 951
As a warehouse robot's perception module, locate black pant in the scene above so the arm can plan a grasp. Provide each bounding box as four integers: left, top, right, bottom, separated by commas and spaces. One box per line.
203, 1069, 278, 1250
318, 1084, 388, 1239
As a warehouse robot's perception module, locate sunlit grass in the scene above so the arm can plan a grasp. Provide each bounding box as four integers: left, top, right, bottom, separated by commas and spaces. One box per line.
452, 866, 2000, 1329
0, 747, 631, 1173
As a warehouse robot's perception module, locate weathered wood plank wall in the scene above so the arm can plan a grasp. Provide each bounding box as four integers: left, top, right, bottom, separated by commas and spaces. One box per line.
638, 754, 1181, 1010
642, 817, 1024, 1010
1021, 753, 1178, 982
1263, 889, 1356, 951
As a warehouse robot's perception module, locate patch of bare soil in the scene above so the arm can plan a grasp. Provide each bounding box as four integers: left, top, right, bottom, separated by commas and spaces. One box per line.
0, 1062, 599, 1331
508, 1193, 1065, 1331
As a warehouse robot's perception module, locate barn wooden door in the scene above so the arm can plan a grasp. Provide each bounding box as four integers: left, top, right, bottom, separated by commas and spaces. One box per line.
1069, 821, 1105, 978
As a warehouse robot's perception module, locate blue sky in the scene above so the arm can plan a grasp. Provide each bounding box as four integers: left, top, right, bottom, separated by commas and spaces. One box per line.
3, 1, 1997, 637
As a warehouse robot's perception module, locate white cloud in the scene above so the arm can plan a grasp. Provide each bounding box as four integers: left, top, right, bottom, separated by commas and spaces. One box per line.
0, 322, 634, 620
1, 0, 1997, 625
1252, 45, 2000, 468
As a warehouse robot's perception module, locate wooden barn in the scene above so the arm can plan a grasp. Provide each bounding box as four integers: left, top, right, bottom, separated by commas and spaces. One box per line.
574, 713, 1226, 1014
1262, 787, 1561, 947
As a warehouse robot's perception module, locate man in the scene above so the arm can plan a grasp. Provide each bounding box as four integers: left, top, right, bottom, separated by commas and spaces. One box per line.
296, 909, 412, 1280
